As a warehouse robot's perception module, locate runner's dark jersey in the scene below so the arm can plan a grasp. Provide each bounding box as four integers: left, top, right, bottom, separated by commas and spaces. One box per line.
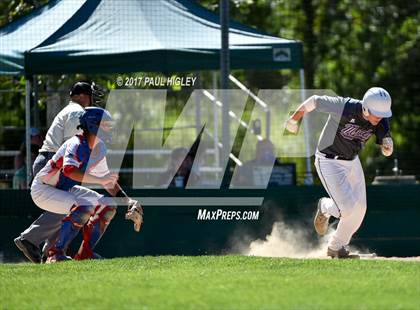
314, 96, 391, 159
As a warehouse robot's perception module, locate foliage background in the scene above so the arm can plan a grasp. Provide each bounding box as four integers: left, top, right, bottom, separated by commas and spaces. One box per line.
0, 0, 419, 182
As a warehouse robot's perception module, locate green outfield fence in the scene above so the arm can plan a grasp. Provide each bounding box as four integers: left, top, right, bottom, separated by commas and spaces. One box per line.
0, 186, 419, 262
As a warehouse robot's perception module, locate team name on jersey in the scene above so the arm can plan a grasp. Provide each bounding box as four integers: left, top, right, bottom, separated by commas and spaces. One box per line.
339, 123, 373, 142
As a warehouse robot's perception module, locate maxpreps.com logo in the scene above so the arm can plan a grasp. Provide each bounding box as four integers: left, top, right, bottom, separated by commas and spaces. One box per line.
197, 209, 259, 221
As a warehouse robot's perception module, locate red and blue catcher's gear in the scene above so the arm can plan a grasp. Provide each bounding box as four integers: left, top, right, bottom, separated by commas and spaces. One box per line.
48, 205, 93, 260
49, 203, 117, 260
43, 121, 117, 261
75, 204, 117, 260
78, 107, 113, 144
47, 134, 107, 192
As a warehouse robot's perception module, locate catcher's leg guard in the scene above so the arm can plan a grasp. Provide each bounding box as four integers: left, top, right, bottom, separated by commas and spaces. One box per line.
75, 205, 117, 260
48, 205, 93, 259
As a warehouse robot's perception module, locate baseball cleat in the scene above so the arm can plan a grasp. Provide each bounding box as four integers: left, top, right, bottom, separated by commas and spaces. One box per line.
327, 247, 360, 259
14, 237, 41, 263
74, 252, 105, 260
358, 253, 377, 259
314, 198, 329, 235
45, 253, 72, 263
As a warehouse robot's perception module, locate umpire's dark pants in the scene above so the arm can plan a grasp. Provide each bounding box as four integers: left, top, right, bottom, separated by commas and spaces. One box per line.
20, 152, 65, 250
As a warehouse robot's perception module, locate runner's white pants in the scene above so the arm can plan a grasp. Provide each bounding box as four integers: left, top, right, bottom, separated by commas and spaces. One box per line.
314, 152, 367, 251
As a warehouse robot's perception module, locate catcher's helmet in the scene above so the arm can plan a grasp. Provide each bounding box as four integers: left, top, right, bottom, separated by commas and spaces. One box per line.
78, 107, 113, 144
362, 87, 392, 118
70, 81, 105, 106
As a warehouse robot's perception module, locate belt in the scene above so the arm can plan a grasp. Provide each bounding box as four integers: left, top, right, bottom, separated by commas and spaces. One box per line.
321, 152, 354, 161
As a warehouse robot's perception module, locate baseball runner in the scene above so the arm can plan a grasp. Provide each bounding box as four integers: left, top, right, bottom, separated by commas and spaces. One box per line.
14, 81, 102, 263
285, 87, 393, 258
31, 107, 143, 263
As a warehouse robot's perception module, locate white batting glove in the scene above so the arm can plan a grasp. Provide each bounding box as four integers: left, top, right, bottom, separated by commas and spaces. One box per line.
125, 199, 144, 232
381, 137, 393, 157
284, 118, 300, 134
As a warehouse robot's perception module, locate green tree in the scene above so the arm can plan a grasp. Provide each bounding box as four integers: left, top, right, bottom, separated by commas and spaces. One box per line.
1, 0, 419, 180
200, 0, 420, 180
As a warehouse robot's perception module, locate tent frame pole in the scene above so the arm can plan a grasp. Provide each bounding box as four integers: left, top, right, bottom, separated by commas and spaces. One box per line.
212, 71, 220, 179
195, 72, 202, 136
220, 0, 230, 172
299, 68, 314, 185
25, 77, 32, 188
33, 75, 40, 129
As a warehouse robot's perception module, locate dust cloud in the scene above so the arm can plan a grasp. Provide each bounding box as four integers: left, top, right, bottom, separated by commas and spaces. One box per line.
241, 219, 333, 258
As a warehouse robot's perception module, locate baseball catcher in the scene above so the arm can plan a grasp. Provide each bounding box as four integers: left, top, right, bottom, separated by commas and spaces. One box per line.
30, 107, 143, 262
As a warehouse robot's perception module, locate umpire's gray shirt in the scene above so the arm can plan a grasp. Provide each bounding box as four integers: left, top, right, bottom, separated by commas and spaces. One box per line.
39, 101, 84, 153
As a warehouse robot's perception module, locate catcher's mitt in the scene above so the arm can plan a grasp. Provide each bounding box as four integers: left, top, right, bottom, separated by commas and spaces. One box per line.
125, 200, 144, 232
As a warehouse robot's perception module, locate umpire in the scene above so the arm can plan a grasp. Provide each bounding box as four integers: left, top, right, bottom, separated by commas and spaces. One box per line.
14, 81, 104, 263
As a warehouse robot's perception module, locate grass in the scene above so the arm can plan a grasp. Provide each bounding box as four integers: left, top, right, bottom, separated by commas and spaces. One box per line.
0, 256, 419, 309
